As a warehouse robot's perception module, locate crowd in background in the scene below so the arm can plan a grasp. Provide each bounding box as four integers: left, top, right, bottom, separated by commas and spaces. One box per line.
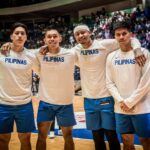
0, 6, 150, 50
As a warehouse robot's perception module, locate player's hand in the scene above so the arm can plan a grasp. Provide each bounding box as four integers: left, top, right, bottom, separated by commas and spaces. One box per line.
0, 42, 12, 56
135, 54, 146, 67
39, 45, 48, 55
119, 101, 134, 113
134, 48, 146, 67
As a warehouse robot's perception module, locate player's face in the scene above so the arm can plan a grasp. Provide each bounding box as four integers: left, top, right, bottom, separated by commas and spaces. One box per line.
44, 30, 62, 49
74, 30, 91, 45
114, 28, 132, 46
10, 27, 27, 47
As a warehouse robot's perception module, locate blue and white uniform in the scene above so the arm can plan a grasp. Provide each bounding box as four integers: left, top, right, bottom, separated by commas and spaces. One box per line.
73, 39, 119, 130
0, 49, 36, 133
106, 48, 150, 137
34, 48, 77, 127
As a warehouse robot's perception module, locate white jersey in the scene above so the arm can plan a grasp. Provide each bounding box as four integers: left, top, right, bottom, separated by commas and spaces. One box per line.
74, 39, 121, 98
33, 48, 77, 105
0, 49, 36, 105
106, 48, 150, 114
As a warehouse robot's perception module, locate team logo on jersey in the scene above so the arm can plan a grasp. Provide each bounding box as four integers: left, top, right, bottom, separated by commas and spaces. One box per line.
114, 59, 136, 65
5, 58, 27, 65
80, 49, 99, 55
43, 56, 64, 62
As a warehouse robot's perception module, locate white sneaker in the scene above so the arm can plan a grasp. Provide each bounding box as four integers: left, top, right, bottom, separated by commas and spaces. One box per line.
49, 131, 55, 139
58, 129, 62, 135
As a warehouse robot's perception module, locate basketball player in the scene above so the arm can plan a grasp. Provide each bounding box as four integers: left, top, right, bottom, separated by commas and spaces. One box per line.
106, 21, 150, 150
0, 22, 36, 150
34, 28, 77, 150
73, 24, 146, 150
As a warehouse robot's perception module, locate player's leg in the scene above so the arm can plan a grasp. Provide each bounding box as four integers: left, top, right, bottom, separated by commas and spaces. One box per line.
36, 101, 55, 150
121, 134, 135, 150
0, 104, 14, 150
16, 102, 35, 150
36, 121, 52, 150
0, 134, 11, 150
61, 126, 74, 150
101, 96, 120, 150
140, 138, 150, 150
104, 129, 120, 150
84, 98, 106, 150
92, 129, 106, 150
18, 133, 32, 150
115, 113, 135, 150
56, 104, 76, 150
133, 113, 150, 150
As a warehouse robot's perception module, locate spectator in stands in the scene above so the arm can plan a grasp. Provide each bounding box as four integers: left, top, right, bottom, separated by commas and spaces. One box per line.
1, 7, 150, 51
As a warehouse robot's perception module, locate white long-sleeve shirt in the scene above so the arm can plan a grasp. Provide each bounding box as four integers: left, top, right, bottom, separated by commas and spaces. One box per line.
73, 38, 140, 99
0, 49, 36, 105
106, 48, 150, 114
33, 48, 77, 105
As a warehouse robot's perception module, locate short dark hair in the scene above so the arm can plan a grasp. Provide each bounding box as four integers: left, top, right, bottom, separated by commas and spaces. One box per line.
10, 22, 28, 35
113, 20, 131, 32
43, 27, 61, 37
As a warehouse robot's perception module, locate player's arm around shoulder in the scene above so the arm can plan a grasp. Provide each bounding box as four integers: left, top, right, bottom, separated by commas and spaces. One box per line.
71, 47, 78, 66
98, 39, 119, 52
99, 37, 142, 55
98, 37, 140, 51
27, 48, 40, 55
141, 48, 150, 73
132, 38, 147, 67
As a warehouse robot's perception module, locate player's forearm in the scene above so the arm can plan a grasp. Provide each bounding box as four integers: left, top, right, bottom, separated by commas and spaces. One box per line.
124, 60, 150, 108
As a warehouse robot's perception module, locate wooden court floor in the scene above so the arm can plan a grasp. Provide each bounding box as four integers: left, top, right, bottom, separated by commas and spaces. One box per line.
9, 96, 143, 150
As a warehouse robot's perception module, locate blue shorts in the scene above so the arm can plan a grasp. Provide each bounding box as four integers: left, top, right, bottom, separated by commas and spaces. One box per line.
0, 102, 36, 134
115, 113, 150, 138
37, 101, 76, 127
84, 97, 116, 130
